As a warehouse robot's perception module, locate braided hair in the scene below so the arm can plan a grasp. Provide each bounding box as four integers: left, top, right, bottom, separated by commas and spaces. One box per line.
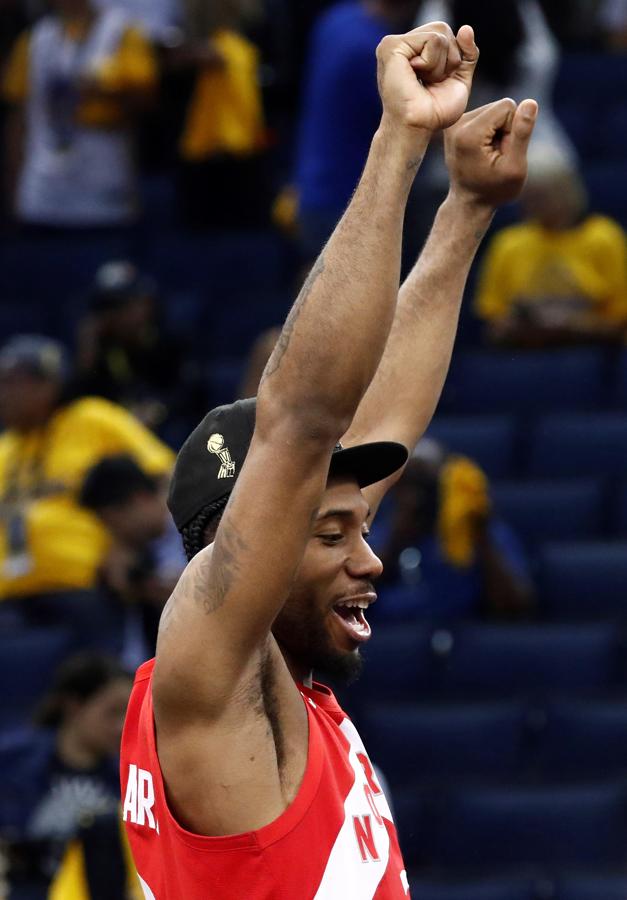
180, 494, 230, 561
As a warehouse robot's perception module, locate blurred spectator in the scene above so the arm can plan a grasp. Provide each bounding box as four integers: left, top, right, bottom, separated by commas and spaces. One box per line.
601, 0, 627, 49
416, 0, 577, 171
93, 0, 181, 42
376, 440, 535, 620
166, 0, 270, 228
2, 0, 157, 228
475, 159, 627, 347
0, 335, 174, 647
0, 654, 134, 897
293, 1, 421, 259
80, 454, 186, 658
75, 260, 187, 432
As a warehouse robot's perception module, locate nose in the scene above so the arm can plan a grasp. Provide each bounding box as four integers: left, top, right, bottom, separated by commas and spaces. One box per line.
347, 536, 383, 581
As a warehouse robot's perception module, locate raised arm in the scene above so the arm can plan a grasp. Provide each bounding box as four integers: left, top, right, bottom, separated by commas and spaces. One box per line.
154, 26, 474, 717
344, 97, 538, 515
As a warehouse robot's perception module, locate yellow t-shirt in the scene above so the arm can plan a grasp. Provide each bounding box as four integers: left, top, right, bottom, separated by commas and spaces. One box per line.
0, 397, 174, 599
2, 22, 157, 127
475, 215, 627, 324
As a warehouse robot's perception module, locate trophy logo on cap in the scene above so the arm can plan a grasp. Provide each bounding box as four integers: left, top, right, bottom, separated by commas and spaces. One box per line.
207, 434, 236, 479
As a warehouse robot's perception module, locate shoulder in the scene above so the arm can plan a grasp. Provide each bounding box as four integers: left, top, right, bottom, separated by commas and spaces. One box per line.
311, 2, 380, 55
580, 214, 626, 245
60, 396, 126, 423
487, 222, 539, 255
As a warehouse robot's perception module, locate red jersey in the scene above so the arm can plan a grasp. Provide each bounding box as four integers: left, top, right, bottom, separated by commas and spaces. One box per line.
121, 659, 409, 899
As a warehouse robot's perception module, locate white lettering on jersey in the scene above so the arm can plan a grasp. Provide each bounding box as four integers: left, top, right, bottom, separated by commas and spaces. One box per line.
123, 764, 158, 831
313, 720, 394, 899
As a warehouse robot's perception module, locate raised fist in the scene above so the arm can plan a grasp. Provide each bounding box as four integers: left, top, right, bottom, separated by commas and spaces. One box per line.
376, 22, 479, 133
445, 98, 539, 207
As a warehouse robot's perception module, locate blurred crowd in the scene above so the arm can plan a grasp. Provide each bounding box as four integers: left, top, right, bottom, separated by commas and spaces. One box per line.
1, 0, 627, 896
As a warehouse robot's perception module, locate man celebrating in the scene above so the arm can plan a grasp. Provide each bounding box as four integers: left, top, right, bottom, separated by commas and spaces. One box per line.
121, 22, 537, 899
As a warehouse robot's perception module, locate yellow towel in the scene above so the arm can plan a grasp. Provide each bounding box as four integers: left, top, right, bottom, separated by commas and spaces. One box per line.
180, 29, 265, 161
438, 455, 490, 567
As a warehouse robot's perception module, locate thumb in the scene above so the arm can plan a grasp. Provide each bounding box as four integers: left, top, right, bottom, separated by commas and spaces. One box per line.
455, 24, 479, 89
507, 99, 539, 162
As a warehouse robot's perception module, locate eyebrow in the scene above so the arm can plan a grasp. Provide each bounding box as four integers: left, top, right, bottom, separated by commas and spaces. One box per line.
315, 507, 371, 523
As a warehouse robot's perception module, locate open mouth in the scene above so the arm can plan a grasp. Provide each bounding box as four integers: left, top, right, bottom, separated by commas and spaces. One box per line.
331, 595, 374, 644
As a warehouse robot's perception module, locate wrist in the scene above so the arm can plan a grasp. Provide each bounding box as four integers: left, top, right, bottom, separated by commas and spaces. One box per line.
444, 187, 495, 232
377, 113, 432, 167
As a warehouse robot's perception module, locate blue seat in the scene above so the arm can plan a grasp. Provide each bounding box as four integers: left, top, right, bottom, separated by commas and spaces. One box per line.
540, 698, 627, 778
491, 479, 604, 551
554, 874, 627, 900
528, 414, 627, 478
357, 624, 438, 702
614, 481, 627, 536
615, 349, 627, 406
432, 783, 627, 867
409, 877, 536, 900
583, 162, 627, 226
361, 701, 528, 786
538, 541, 627, 619
0, 628, 73, 728
439, 623, 619, 697
428, 416, 517, 478
388, 788, 428, 867
445, 349, 606, 415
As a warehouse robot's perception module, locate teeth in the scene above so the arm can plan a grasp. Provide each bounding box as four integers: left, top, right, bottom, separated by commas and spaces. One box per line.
336, 599, 369, 610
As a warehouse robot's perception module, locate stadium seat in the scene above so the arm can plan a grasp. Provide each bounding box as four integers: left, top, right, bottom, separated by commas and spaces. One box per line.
491, 479, 604, 551
438, 623, 619, 697
360, 701, 529, 786
444, 349, 606, 415
427, 416, 517, 478
539, 698, 627, 779
554, 873, 627, 900
614, 481, 627, 536
615, 349, 627, 407
357, 624, 440, 702
409, 876, 536, 900
432, 783, 627, 867
388, 788, 428, 868
527, 414, 627, 478
537, 541, 627, 619
583, 161, 627, 227
0, 628, 74, 728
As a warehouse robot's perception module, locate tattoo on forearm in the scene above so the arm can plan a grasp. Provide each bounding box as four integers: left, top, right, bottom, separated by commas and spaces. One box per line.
262, 253, 326, 382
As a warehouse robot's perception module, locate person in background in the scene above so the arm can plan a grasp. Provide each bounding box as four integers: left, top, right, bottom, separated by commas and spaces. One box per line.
2, 0, 157, 229
0, 335, 174, 649
416, 0, 577, 170
377, 439, 535, 620
75, 260, 187, 433
80, 454, 187, 660
0, 654, 136, 899
166, 0, 270, 228
293, 0, 421, 260
475, 158, 627, 347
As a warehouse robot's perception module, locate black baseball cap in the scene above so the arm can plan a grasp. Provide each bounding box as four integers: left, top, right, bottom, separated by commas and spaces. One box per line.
168, 398, 408, 531
0, 335, 68, 382
89, 261, 157, 312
